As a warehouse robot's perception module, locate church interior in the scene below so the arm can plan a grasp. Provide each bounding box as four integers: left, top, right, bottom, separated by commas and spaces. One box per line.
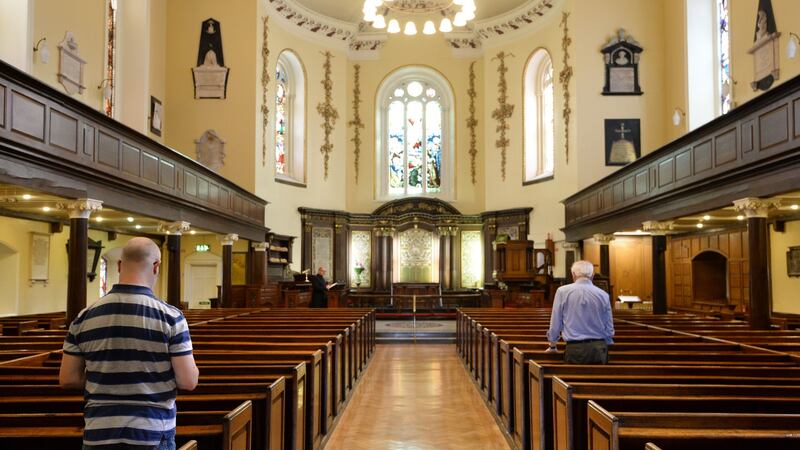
2, 0, 800, 448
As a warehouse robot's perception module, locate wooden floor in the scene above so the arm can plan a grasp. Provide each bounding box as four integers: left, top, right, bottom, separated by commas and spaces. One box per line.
324, 344, 511, 450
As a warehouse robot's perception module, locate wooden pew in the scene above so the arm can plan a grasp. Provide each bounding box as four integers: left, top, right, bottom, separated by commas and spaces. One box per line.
586, 400, 800, 450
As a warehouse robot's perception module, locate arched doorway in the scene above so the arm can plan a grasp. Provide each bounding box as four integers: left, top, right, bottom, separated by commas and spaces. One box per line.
0, 242, 20, 316
184, 251, 221, 308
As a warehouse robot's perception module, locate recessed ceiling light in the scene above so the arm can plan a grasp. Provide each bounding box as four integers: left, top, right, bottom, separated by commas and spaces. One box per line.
189, 230, 196, 235
22, 194, 32, 200
703, 215, 711, 221
126, 217, 134, 222
737, 215, 744, 221
792, 204, 799, 210
95, 217, 103, 223
42, 206, 51, 212
166, 231, 170, 235
696, 223, 704, 229
135, 224, 142, 230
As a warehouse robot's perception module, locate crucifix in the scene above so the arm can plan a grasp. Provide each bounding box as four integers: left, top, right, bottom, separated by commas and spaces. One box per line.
614, 122, 631, 140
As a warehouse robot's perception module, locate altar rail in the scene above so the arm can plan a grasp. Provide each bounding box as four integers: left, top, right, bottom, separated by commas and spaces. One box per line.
346, 293, 483, 312
562, 73, 800, 241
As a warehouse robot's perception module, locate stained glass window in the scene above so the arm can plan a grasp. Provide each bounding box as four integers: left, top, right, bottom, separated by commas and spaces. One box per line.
275, 64, 288, 175
718, 0, 733, 114
385, 80, 443, 195
103, 0, 117, 118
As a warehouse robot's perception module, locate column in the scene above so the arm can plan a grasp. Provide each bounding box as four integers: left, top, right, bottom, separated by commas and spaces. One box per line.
483, 220, 497, 282
219, 233, 239, 308
252, 242, 268, 286
593, 233, 615, 278
334, 221, 348, 283
642, 220, 674, 315
160, 221, 190, 309
438, 226, 457, 290
562, 242, 580, 282
374, 227, 394, 291
733, 197, 779, 330
62, 199, 103, 324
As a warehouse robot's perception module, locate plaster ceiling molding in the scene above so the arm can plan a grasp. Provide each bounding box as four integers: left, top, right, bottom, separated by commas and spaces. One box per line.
445, 31, 484, 59
267, 0, 357, 51
348, 32, 389, 60
473, 0, 556, 44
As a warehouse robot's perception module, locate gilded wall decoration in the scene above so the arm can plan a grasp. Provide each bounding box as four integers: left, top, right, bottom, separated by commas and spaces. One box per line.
497, 225, 520, 240
261, 16, 270, 167
348, 64, 365, 184
461, 230, 483, 288
559, 11, 573, 164
492, 52, 515, 181
317, 51, 339, 180
467, 61, 479, 185
312, 227, 334, 281
350, 230, 371, 287
398, 228, 434, 282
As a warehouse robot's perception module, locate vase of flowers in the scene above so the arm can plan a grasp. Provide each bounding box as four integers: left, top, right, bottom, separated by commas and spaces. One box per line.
353, 261, 365, 287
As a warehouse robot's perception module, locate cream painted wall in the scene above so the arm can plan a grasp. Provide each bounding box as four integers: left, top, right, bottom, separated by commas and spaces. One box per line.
256, 13, 349, 265
0, 0, 33, 71
116, 0, 151, 133
164, 0, 259, 192
30, 0, 106, 109
0, 215, 165, 316
770, 221, 800, 315
344, 37, 485, 215
148, 0, 167, 143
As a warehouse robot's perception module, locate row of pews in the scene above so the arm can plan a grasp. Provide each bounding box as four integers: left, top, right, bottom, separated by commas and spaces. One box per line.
0, 307, 376, 450
457, 308, 800, 450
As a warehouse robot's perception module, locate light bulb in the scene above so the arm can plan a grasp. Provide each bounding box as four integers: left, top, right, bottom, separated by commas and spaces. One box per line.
439, 18, 453, 33
453, 12, 467, 27
404, 21, 417, 35
672, 108, 682, 126
462, 3, 476, 13
788, 34, 799, 59
737, 215, 744, 221
126, 216, 134, 222
696, 223, 704, 229
96, 216, 103, 223
363, 8, 377, 22
462, 10, 476, 21
373, 14, 386, 29
423, 20, 436, 35
22, 194, 32, 200
792, 204, 799, 210
135, 224, 142, 230
42, 206, 51, 212
190, 230, 197, 235
703, 215, 711, 221
387, 19, 401, 33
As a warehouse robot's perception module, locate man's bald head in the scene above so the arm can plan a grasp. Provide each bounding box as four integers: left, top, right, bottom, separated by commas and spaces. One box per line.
118, 237, 161, 288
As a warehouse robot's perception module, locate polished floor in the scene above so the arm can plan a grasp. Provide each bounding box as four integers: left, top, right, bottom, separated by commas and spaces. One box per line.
324, 344, 512, 450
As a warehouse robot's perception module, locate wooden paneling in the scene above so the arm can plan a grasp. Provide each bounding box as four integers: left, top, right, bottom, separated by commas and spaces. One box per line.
49, 109, 78, 153
82, 124, 94, 157
635, 171, 647, 196
122, 143, 141, 176
160, 160, 175, 189
794, 98, 800, 138
742, 120, 754, 154
714, 128, 737, 167
667, 229, 748, 311
693, 140, 712, 174
759, 104, 789, 150
658, 159, 673, 187
10, 90, 45, 141
142, 152, 159, 183
185, 171, 197, 196
0, 83, 6, 127
675, 149, 691, 180
97, 131, 120, 169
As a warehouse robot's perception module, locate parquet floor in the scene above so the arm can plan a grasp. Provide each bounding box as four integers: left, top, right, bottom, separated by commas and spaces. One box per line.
324, 344, 511, 450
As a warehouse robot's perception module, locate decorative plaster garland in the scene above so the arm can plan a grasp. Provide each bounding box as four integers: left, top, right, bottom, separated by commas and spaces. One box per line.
491, 52, 514, 181
348, 64, 365, 184
261, 17, 270, 167
467, 61, 479, 185
559, 12, 573, 164
317, 51, 339, 179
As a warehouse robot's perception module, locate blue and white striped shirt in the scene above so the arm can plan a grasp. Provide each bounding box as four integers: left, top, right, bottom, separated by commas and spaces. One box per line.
63, 284, 193, 447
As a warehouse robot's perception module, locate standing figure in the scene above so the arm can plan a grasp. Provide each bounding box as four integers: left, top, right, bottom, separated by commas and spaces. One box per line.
59, 237, 199, 449
310, 266, 332, 308
546, 260, 615, 364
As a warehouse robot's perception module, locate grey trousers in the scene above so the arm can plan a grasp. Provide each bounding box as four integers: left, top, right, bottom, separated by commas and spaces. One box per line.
564, 340, 609, 364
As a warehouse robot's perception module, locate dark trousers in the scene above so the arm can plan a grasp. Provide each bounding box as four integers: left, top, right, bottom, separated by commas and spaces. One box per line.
564, 340, 608, 364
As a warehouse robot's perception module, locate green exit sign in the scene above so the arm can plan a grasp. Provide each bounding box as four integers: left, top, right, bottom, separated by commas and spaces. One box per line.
196, 244, 210, 252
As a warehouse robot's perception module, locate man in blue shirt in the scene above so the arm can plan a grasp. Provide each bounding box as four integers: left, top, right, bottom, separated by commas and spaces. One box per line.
546, 260, 614, 364
60, 237, 199, 449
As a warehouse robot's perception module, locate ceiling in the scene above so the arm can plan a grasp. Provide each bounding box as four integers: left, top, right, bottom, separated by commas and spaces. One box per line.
0, 184, 212, 236
293, 0, 531, 24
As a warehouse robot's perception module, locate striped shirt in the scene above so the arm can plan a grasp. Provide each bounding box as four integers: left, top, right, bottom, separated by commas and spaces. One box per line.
63, 284, 193, 447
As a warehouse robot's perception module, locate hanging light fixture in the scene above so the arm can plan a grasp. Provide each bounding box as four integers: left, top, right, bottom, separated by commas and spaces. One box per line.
362, 0, 475, 36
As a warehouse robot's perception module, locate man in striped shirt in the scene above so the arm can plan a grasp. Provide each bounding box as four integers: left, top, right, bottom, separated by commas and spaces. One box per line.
60, 237, 199, 449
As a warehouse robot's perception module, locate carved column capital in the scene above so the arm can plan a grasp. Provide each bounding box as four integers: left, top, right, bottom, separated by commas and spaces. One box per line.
593, 233, 615, 244
562, 241, 580, 250
375, 227, 395, 237
59, 198, 103, 219
641, 220, 674, 236
437, 226, 459, 236
252, 242, 269, 252
219, 233, 239, 246
159, 221, 191, 235
733, 197, 780, 218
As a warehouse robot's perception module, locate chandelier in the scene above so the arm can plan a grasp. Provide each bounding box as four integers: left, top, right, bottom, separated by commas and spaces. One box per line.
362, 0, 477, 36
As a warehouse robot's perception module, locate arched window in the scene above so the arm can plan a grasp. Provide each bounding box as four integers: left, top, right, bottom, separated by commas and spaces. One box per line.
524, 49, 554, 183
377, 67, 454, 200
275, 50, 306, 185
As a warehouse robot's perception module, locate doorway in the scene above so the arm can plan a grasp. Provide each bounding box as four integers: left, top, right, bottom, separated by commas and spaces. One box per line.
185, 252, 221, 308
0, 242, 20, 316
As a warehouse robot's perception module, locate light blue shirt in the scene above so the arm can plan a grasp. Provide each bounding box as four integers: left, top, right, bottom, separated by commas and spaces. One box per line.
546, 278, 615, 344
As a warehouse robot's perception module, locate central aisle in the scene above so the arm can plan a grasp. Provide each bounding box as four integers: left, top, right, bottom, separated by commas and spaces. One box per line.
324, 344, 511, 450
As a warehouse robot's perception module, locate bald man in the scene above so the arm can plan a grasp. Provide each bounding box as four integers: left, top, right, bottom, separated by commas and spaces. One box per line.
60, 237, 198, 450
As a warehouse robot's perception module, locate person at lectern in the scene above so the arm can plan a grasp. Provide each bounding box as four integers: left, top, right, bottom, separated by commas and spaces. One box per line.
545, 260, 615, 364
310, 266, 333, 308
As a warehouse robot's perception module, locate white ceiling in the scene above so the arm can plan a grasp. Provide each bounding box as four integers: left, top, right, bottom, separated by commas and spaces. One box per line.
293, 0, 531, 24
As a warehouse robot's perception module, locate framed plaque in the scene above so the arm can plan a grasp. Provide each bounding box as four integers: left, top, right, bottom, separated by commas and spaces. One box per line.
787, 246, 800, 277
30, 232, 50, 282
601, 29, 643, 96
